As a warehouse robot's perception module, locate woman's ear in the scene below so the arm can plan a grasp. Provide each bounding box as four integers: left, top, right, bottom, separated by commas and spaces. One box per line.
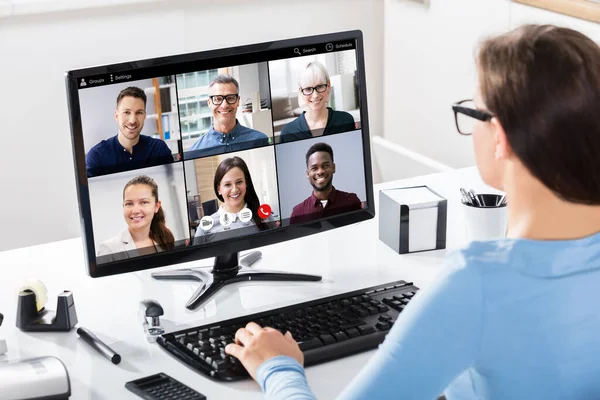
491, 117, 512, 160
155, 200, 162, 214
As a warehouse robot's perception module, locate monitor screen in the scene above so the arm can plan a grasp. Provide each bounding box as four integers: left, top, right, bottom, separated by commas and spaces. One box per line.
66, 30, 374, 279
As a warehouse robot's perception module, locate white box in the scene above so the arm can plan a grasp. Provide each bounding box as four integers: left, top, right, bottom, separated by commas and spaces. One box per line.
379, 186, 447, 254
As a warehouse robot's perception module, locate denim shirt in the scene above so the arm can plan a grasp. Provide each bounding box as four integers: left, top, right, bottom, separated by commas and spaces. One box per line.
185, 120, 269, 159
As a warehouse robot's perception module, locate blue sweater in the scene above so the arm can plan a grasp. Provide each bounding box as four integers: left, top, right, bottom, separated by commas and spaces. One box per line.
256, 233, 600, 399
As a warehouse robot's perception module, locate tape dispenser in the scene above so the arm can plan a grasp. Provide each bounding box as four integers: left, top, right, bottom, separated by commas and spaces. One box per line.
16, 279, 78, 332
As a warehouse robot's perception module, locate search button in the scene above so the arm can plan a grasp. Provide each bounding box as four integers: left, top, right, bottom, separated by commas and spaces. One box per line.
294, 48, 301, 56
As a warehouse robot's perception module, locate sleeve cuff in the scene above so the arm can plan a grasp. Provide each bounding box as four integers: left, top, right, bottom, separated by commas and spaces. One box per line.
256, 355, 306, 392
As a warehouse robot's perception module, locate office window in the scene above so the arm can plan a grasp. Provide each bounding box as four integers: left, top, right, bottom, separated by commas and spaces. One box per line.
177, 69, 218, 140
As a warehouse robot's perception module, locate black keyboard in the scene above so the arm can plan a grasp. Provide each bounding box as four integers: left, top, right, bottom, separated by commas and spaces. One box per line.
157, 280, 419, 381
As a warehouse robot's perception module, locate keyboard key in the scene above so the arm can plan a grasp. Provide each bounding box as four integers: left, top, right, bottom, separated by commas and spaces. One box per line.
358, 325, 376, 335
319, 334, 336, 345
297, 338, 323, 351
366, 306, 378, 315
356, 309, 369, 317
212, 360, 229, 371
376, 322, 391, 330
345, 328, 360, 338
377, 305, 390, 312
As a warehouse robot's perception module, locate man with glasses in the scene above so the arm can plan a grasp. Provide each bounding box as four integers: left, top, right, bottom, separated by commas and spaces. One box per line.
186, 75, 269, 158
279, 61, 355, 144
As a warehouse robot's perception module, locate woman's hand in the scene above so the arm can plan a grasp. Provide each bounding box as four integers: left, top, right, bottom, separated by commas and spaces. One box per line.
225, 322, 304, 380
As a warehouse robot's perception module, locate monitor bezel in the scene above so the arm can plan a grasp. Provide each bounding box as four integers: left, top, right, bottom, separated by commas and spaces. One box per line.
66, 30, 375, 278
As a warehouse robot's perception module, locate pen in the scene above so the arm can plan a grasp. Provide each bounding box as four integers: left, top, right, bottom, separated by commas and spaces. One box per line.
469, 189, 484, 207
497, 194, 506, 206
460, 188, 472, 205
77, 326, 121, 364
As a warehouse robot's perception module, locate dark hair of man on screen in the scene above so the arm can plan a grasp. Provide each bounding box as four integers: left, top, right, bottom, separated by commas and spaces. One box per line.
123, 175, 175, 250
213, 156, 268, 230
117, 86, 147, 108
305, 142, 334, 166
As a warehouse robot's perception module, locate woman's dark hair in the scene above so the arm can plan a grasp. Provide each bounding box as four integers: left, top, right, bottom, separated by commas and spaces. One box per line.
123, 175, 175, 250
477, 24, 600, 204
213, 156, 267, 230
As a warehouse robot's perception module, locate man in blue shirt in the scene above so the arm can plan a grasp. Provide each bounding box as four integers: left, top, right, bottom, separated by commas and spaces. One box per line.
85, 87, 174, 178
184, 75, 269, 159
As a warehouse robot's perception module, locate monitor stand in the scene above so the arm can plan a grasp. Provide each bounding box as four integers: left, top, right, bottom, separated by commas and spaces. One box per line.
151, 251, 321, 310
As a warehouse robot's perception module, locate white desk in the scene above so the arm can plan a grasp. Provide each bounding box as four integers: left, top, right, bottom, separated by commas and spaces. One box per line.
0, 167, 498, 399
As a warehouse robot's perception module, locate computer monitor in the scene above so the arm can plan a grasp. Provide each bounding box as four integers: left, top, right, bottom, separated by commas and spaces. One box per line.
66, 30, 374, 309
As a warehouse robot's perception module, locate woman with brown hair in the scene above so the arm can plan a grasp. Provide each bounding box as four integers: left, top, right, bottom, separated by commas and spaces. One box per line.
194, 156, 277, 241
224, 25, 600, 399
98, 175, 174, 260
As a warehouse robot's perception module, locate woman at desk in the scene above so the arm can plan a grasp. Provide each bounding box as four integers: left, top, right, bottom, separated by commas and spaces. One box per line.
194, 156, 277, 242
225, 25, 600, 399
97, 175, 175, 260
279, 61, 355, 143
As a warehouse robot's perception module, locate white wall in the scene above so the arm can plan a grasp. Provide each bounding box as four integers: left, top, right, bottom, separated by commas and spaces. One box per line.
382, 0, 600, 172
0, 0, 384, 251
4, 0, 597, 252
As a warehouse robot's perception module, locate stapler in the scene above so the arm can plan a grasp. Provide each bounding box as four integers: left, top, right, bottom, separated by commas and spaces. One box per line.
140, 299, 164, 342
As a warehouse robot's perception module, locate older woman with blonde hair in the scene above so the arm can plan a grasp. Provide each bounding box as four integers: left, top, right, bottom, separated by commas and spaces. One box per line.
279, 61, 355, 143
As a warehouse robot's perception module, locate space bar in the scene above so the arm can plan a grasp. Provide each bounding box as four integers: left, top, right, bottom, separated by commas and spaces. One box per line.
297, 338, 323, 351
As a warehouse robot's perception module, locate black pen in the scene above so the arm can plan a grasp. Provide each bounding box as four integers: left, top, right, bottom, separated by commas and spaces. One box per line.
77, 326, 121, 364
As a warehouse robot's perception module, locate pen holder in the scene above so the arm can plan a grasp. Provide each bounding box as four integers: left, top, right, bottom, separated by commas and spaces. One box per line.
16, 290, 78, 332
462, 194, 507, 242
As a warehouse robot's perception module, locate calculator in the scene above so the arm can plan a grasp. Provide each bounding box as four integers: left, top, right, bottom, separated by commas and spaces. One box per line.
125, 372, 206, 400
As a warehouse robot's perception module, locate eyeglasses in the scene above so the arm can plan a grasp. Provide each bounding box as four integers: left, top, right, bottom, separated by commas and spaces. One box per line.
452, 99, 494, 135
301, 83, 328, 96
209, 94, 239, 105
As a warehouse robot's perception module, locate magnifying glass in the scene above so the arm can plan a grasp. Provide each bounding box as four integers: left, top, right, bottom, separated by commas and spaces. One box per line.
294, 48, 301, 56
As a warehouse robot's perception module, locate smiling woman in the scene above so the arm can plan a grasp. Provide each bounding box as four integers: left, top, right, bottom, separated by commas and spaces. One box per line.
97, 175, 175, 259
194, 156, 277, 241
278, 61, 356, 143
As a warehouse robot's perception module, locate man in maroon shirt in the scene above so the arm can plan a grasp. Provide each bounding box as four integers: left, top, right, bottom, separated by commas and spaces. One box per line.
290, 142, 362, 224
